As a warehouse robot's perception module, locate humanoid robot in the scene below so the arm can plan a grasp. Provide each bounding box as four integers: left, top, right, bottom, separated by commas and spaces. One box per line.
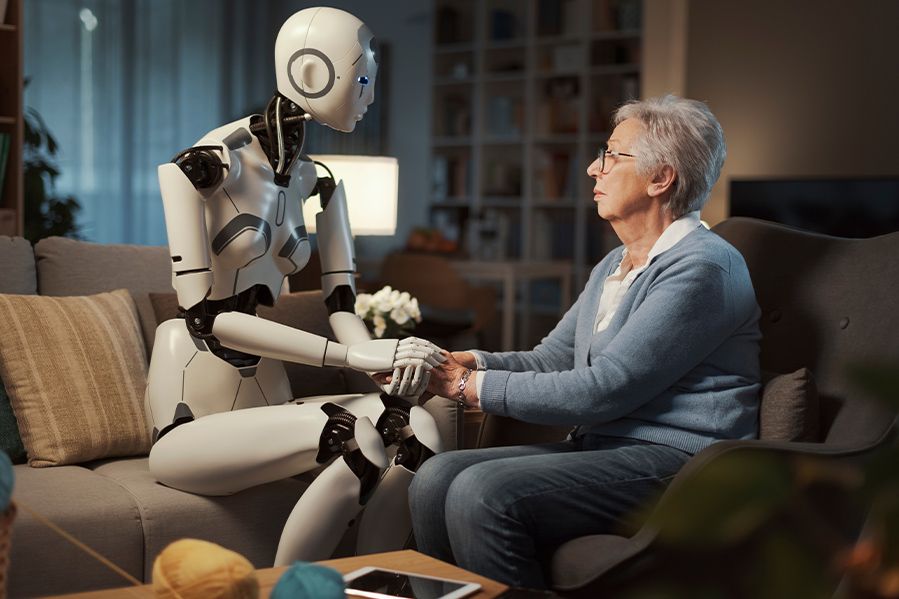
145, 7, 444, 565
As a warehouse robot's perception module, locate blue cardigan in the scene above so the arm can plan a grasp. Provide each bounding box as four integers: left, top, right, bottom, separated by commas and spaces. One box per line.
476, 227, 761, 455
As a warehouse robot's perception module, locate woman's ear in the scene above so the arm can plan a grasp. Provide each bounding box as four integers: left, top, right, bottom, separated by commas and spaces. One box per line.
647, 165, 676, 198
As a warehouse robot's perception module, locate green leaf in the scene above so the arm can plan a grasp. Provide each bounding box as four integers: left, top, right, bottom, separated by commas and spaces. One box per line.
753, 532, 835, 599
648, 451, 794, 547
861, 445, 899, 499
877, 494, 899, 566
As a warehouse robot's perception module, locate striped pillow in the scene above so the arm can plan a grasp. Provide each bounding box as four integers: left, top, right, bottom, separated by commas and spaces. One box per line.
0, 289, 151, 467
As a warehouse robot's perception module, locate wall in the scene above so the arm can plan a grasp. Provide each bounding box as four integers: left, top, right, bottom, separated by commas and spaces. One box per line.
644, 0, 899, 225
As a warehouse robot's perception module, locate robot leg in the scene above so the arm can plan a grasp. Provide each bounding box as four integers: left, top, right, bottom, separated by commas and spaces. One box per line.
274, 402, 388, 564
356, 397, 445, 554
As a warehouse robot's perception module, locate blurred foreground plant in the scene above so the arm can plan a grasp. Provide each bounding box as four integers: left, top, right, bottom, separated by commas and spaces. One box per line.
617, 365, 899, 599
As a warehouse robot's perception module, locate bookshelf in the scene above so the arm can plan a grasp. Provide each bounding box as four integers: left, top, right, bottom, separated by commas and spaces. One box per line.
430, 0, 643, 298
0, 0, 23, 236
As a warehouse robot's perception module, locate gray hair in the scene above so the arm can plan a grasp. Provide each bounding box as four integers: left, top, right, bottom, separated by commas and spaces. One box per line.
613, 95, 726, 218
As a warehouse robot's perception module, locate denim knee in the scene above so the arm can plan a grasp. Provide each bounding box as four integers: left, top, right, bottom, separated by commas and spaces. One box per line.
445, 462, 518, 528
409, 451, 462, 511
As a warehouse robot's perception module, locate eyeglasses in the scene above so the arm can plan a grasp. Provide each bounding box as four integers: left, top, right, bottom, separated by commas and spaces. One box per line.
596, 144, 637, 174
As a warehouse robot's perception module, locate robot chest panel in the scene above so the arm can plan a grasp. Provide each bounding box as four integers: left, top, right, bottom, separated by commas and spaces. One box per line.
205, 150, 312, 276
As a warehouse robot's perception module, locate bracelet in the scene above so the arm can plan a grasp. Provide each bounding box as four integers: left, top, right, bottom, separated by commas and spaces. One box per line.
457, 368, 473, 408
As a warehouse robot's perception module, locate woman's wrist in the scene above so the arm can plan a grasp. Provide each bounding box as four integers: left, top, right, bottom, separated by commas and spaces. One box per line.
454, 366, 480, 410
464, 373, 480, 410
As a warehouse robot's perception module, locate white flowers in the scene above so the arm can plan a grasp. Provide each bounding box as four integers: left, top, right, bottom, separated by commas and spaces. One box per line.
355, 286, 422, 338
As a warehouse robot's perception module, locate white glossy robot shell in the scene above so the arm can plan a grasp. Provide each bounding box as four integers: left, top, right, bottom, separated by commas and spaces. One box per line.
274, 6, 377, 132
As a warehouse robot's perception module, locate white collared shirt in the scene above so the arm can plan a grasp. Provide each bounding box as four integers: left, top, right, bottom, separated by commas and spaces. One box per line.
594, 210, 702, 332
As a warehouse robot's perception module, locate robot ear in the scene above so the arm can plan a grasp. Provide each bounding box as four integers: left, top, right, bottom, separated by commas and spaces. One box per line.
300, 60, 318, 92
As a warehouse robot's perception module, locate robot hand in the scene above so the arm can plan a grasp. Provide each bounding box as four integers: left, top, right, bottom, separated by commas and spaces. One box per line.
377, 337, 445, 399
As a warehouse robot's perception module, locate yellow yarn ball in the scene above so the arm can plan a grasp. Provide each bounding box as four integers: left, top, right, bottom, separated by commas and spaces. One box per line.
152, 539, 259, 599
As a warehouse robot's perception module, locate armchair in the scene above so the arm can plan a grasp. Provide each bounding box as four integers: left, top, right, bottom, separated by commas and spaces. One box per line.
475, 217, 899, 595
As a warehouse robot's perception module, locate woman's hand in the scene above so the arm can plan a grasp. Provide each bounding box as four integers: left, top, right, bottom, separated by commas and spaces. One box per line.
427, 351, 480, 410
450, 351, 478, 369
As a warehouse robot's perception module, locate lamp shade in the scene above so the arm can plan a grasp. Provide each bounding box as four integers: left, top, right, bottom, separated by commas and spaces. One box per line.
303, 155, 398, 236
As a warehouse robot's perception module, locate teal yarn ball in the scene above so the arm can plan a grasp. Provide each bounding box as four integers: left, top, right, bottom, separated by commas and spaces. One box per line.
271, 561, 345, 599
0, 451, 13, 511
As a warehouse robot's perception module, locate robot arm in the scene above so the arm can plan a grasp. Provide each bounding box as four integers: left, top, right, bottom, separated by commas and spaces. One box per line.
158, 143, 230, 309
313, 174, 371, 345
212, 311, 441, 374
211, 311, 399, 371
313, 170, 444, 396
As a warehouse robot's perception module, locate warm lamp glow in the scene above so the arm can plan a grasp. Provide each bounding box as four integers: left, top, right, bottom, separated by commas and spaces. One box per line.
303, 155, 398, 236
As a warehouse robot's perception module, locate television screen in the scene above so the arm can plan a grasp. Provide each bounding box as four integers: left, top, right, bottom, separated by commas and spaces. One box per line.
729, 178, 899, 238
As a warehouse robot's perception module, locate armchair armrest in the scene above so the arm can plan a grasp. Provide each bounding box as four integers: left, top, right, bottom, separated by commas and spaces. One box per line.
552, 416, 899, 595
476, 414, 570, 448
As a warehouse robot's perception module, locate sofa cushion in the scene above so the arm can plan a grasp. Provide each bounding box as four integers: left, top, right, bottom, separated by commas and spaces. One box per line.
88, 457, 307, 581
0, 382, 26, 464
0, 289, 151, 466
9, 464, 145, 596
0, 236, 36, 294
759, 368, 819, 442
34, 236, 172, 356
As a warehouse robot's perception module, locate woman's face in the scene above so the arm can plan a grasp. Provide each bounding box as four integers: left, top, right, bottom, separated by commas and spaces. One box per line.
586, 118, 655, 223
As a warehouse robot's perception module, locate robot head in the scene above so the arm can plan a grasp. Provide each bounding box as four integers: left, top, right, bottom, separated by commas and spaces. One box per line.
275, 7, 378, 133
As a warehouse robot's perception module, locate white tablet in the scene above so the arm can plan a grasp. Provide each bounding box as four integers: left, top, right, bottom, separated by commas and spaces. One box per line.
344, 566, 482, 599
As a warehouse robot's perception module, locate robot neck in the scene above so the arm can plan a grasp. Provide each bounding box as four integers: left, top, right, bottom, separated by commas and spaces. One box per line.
250, 93, 309, 187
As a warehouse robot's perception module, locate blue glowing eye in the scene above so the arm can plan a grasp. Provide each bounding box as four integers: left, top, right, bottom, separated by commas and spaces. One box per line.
357, 76, 370, 85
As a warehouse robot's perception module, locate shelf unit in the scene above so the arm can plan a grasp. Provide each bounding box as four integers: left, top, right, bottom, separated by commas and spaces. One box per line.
430, 0, 642, 294
0, 0, 23, 236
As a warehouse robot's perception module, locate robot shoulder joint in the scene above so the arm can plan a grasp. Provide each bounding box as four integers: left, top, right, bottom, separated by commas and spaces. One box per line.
170, 145, 229, 190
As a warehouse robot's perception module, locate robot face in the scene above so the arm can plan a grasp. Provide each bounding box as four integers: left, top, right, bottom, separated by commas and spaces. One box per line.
275, 7, 379, 133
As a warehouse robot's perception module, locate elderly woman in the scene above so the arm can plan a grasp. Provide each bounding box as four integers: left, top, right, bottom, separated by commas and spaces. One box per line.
408, 95, 761, 589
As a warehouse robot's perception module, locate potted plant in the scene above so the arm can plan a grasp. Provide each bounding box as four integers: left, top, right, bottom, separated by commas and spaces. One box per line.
22, 99, 81, 242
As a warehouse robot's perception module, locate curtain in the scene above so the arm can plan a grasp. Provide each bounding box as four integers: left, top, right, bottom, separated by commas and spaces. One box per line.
24, 0, 385, 245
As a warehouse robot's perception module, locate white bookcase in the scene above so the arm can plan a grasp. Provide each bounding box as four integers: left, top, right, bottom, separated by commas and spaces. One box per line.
430, 0, 643, 306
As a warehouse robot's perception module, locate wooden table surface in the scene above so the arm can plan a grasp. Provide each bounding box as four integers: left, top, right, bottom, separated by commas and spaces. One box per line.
49, 550, 508, 598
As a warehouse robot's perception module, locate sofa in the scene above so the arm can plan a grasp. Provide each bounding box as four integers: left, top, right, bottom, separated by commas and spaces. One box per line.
0, 235, 459, 597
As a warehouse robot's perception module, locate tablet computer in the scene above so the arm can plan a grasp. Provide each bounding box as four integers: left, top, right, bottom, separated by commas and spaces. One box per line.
344, 566, 482, 599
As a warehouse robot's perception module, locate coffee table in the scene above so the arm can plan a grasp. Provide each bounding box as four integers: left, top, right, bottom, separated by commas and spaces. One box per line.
47, 549, 508, 598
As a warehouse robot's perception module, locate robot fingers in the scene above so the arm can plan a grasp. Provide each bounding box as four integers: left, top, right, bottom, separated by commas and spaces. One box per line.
394, 364, 430, 398
393, 348, 443, 367
412, 368, 431, 397
397, 337, 446, 361
392, 356, 437, 370
396, 364, 417, 396
382, 367, 403, 396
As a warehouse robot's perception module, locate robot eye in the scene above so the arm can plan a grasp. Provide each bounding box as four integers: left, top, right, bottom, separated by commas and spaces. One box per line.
357, 76, 370, 86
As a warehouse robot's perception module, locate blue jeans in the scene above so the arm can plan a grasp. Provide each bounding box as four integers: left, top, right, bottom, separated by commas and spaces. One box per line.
408, 435, 691, 589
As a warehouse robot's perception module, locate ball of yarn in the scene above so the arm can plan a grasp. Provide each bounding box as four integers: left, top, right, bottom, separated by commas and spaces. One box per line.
0, 451, 13, 512
271, 561, 345, 599
152, 539, 259, 599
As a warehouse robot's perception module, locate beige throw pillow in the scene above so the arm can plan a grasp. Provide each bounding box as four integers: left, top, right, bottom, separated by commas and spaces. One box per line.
759, 368, 819, 442
0, 289, 151, 466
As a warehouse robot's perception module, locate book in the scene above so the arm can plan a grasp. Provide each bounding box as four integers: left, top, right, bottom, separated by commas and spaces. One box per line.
0, 132, 11, 201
